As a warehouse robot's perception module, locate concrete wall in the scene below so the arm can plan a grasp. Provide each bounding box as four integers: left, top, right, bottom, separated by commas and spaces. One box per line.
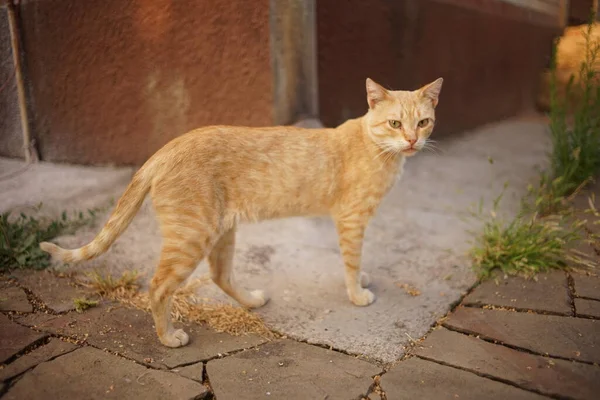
13, 0, 272, 165
1, 0, 569, 165
0, 4, 22, 160
316, 0, 563, 134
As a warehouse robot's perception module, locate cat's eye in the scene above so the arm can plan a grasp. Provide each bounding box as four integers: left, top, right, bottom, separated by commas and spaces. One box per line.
389, 120, 401, 129
418, 118, 430, 128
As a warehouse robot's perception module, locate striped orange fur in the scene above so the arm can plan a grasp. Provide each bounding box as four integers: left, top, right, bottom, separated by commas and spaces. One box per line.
40, 77, 443, 348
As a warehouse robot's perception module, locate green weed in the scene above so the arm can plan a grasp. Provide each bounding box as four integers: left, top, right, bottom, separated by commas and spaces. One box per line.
73, 297, 99, 313
0, 204, 102, 272
470, 12, 600, 279
548, 12, 600, 197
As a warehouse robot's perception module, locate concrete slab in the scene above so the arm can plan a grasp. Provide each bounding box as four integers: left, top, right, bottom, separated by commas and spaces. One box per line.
17, 302, 266, 369
0, 117, 552, 362
8, 270, 87, 313
0, 281, 32, 313
444, 307, 600, 363
381, 357, 546, 400
463, 271, 572, 315
0, 338, 77, 381
0, 314, 47, 363
572, 273, 600, 300
414, 327, 600, 400
575, 298, 600, 318
3, 347, 208, 400
190, 340, 380, 400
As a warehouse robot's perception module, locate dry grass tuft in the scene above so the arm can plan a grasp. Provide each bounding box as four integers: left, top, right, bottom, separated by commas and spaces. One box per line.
78, 271, 274, 338
79, 270, 142, 300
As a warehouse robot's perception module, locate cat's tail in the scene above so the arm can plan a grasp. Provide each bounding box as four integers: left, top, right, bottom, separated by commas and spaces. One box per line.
39, 166, 153, 264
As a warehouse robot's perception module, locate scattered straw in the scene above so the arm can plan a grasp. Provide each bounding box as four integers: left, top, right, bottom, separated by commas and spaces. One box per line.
77, 271, 273, 338
395, 282, 421, 296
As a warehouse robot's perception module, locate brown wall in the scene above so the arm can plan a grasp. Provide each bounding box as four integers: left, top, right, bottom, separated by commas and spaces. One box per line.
568, 0, 599, 25
0, 5, 22, 160
317, 0, 561, 135
17, 0, 271, 165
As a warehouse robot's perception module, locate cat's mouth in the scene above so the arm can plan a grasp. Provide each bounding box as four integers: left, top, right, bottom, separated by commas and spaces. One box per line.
402, 148, 418, 156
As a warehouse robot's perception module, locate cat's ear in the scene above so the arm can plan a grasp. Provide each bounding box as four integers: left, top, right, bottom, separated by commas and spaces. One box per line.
366, 78, 389, 109
420, 78, 443, 108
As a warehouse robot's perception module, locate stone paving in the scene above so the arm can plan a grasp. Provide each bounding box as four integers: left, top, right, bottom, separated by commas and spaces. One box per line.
1, 260, 599, 399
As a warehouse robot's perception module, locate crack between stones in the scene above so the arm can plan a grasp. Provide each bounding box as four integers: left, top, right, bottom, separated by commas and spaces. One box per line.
201, 362, 216, 400
413, 354, 566, 400
573, 313, 600, 320
359, 372, 388, 400
7, 279, 61, 315
0, 335, 51, 366
575, 295, 600, 302
461, 303, 574, 317
0, 338, 80, 397
566, 272, 577, 316
442, 324, 597, 366
170, 342, 267, 369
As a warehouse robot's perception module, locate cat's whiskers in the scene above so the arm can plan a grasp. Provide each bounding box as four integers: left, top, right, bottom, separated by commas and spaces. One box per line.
373, 143, 397, 163
423, 139, 443, 155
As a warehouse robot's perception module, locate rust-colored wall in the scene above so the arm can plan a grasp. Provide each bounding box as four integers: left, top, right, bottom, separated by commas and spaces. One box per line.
317, 0, 560, 135
0, 6, 22, 159
19, 0, 271, 165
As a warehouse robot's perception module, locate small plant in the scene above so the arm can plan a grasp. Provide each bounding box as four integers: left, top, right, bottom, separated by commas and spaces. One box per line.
548, 12, 600, 198
520, 173, 589, 217
470, 12, 600, 279
73, 297, 98, 313
0, 205, 102, 272
469, 195, 584, 279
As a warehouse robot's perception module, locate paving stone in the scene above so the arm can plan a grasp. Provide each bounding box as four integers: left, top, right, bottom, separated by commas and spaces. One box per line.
3, 347, 208, 400
0, 314, 47, 364
575, 298, 600, 318
17, 302, 266, 369
572, 273, 600, 300
444, 307, 600, 363
414, 327, 600, 400
190, 340, 380, 400
0, 338, 77, 381
0, 282, 32, 313
382, 357, 545, 400
463, 271, 571, 314
9, 270, 87, 313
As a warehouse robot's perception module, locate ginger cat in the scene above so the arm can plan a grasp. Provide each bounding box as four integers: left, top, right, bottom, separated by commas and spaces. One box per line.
40, 77, 443, 348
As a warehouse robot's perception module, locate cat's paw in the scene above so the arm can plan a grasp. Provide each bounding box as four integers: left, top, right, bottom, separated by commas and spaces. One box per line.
245, 289, 270, 309
160, 329, 190, 348
360, 272, 371, 288
349, 288, 376, 306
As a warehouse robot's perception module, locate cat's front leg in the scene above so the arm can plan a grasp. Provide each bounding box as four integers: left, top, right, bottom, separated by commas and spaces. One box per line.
334, 215, 375, 306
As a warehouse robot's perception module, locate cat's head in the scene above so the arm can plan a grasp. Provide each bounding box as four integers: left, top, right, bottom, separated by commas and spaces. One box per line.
364, 78, 443, 157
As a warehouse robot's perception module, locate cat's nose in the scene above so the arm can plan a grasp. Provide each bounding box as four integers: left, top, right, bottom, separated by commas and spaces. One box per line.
407, 138, 417, 146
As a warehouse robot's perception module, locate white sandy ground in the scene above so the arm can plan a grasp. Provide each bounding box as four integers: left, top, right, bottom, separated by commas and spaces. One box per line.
0, 116, 551, 363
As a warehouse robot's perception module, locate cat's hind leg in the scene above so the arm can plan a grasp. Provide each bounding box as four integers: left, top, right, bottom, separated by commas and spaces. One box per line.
149, 197, 219, 348
209, 224, 269, 308
149, 234, 207, 347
